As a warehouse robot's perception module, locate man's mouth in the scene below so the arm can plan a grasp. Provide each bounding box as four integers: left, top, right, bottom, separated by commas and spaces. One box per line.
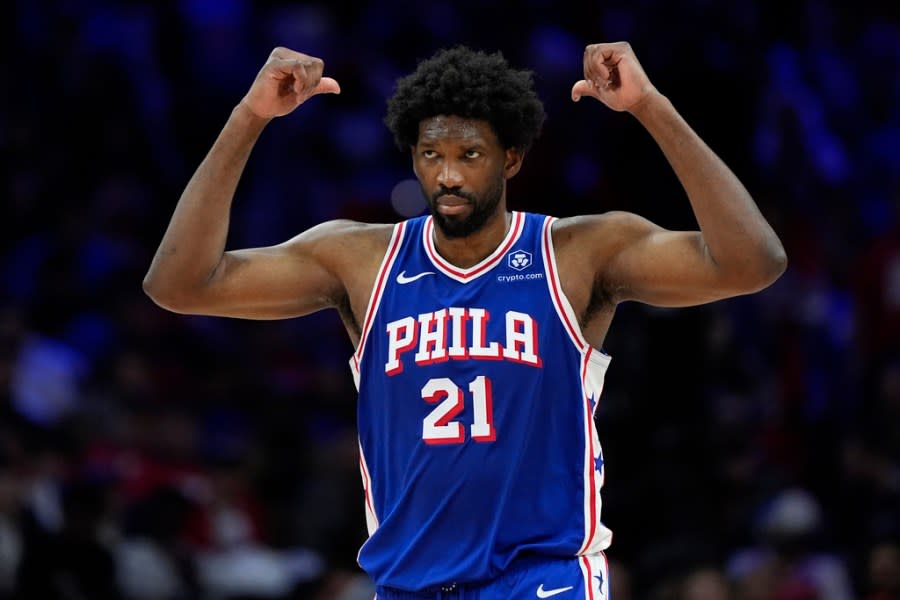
437, 194, 468, 205
435, 195, 471, 216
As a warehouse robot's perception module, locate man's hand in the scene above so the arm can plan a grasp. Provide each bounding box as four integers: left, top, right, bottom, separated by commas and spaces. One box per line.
241, 47, 341, 120
571, 42, 657, 113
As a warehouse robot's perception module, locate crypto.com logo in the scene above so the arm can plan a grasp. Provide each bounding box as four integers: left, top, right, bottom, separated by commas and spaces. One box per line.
507, 249, 532, 271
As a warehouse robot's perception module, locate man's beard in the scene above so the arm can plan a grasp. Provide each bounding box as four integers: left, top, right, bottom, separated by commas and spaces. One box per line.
425, 175, 504, 239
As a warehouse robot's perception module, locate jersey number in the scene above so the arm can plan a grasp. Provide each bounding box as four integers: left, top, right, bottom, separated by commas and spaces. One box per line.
422, 376, 495, 444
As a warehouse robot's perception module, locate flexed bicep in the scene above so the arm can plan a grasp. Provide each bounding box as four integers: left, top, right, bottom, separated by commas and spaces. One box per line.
600, 212, 763, 307
202, 242, 342, 319
153, 220, 377, 320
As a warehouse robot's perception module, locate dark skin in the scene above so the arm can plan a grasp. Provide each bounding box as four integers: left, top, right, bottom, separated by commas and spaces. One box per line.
143, 43, 787, 352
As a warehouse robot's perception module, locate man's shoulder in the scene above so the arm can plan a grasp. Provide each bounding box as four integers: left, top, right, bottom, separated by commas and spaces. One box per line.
551, 211, 647, 241
296, 219, 396, 243
310, 219, 396, 235
549, 211, 658, 281
281, 220, 397, 266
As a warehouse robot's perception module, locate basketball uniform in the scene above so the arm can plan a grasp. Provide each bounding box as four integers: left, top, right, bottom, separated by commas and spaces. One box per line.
349, 212, 612, 598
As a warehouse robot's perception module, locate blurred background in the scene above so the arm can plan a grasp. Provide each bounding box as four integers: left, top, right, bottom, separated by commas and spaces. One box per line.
2, 0, 900, 598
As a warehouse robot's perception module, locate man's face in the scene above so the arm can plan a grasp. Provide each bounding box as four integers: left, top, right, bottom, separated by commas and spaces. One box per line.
412, 116, 519, 239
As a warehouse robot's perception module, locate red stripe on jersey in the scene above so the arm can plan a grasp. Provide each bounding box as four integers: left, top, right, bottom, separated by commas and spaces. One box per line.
542, 218, 585, 351
358, 444, 378, 527
355, 222, 406, 363
579, 348, 597, 554
581, 555, 595, 600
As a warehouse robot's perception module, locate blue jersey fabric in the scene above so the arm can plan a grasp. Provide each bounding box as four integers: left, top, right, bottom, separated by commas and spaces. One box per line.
374, 553, 611, 599
350, 211, 612, 592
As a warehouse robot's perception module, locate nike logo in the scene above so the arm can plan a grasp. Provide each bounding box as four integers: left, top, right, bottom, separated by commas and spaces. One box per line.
396, 270, 435, 284
536, 584, 574, 598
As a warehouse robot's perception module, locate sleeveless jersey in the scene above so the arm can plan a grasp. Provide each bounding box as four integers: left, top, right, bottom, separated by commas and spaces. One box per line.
349, 211, 613, 591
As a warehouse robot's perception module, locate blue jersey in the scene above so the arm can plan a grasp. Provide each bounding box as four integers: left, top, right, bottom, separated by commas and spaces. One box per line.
349, 211, 612, 591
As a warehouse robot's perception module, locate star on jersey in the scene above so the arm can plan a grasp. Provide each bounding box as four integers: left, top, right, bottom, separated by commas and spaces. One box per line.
594, 455, 604, 474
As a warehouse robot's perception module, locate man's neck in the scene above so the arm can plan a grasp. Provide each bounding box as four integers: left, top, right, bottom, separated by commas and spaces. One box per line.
432, 210, 512, 269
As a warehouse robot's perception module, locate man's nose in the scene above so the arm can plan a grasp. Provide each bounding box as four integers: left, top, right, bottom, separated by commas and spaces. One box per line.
436, 160, 463, 187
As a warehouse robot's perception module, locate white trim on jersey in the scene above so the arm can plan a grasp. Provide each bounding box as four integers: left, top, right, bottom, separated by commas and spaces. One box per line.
358, 439, 379, 535
583, 351, 612, 553
356, 438, 380, 570
578, 350, 599, 554
350, 224, 402, 566
350, 221, 408, 385
423, 211, 525, 283
541, 216, 613, 556
578, 553, 610, 600
542, 216, 588, 350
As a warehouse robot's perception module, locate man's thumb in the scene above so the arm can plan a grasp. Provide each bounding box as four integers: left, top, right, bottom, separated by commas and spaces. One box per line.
314, 77, 341, 96
571, 80, 594, 102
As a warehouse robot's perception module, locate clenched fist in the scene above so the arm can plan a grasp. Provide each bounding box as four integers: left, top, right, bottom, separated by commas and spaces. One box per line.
241, 47, 341, 120
571, 42, 657, 113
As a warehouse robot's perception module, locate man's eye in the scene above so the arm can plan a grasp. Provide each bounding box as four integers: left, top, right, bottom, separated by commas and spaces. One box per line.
422, 150, 438, 158
465, 150, 481, 159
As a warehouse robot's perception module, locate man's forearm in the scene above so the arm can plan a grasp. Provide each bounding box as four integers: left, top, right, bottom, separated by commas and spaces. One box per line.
631, 92, 786, 284
143, 102, 270, 307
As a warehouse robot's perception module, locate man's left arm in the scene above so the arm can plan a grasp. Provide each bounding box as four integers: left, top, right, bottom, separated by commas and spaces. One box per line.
571, 42, 787, 306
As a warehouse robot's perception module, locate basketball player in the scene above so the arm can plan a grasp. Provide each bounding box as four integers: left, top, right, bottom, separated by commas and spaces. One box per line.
144, 42, 786, 598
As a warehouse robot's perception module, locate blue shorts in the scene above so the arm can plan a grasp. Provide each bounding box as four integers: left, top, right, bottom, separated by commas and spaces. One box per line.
374, 553, 610, 600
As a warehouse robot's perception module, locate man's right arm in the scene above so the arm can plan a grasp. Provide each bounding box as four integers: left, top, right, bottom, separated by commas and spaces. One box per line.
143, 48, 345, 319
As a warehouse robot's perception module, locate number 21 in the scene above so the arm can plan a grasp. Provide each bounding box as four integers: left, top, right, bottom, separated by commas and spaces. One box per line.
422, 376, 495, 444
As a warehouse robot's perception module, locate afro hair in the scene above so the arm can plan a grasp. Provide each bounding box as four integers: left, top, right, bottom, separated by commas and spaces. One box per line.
384, 45, 546, 152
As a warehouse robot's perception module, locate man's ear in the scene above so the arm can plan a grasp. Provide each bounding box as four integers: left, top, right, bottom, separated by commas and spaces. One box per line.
410, 145, 418, 177
504, 148, 524, 179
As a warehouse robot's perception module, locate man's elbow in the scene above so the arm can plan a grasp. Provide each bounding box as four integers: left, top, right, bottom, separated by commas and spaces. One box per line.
142, 273, 195, 314
142, 273, 173, 310
745, 242, 788, 292
763, 239, 788, 281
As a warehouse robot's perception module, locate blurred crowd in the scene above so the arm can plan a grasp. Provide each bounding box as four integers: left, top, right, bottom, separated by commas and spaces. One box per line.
2, 0, 899, 598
